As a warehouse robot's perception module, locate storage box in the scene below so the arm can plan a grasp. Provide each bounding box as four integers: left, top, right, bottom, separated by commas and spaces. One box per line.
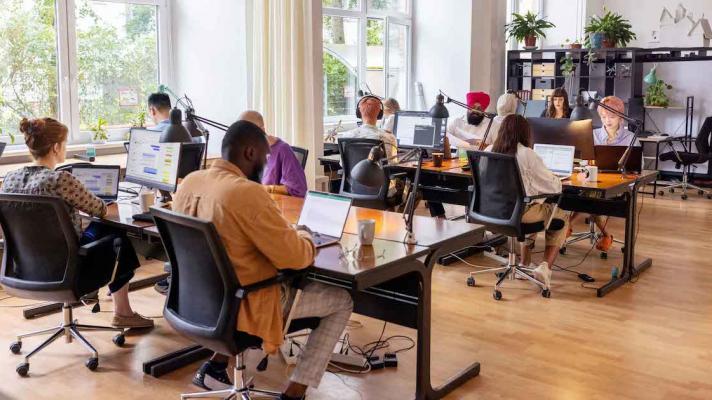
532, 89, 555, 101
532, 63, 556, 77
533, 78, 555, 89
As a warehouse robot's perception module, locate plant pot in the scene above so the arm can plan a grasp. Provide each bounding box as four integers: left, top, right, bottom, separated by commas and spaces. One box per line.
569, 43, 582, 49
524, 35, 537, 48
602, 37, 617, 48
590, 32, 605, 49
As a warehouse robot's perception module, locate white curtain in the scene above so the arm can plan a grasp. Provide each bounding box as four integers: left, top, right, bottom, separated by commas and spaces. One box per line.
249, 0, 324, 188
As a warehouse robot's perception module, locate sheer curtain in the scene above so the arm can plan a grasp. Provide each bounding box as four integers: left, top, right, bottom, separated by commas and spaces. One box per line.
249, 0, 324, 188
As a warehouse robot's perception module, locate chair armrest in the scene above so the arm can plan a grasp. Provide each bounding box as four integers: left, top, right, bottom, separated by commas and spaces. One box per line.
388, 172, 408, 180
236, 268, 312, 299
78, 235, 117, 257
524, 193, 561, 203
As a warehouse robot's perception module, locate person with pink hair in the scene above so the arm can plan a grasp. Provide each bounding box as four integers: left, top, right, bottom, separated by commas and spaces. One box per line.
593, 96, 639, 146
447, 91, 499, 148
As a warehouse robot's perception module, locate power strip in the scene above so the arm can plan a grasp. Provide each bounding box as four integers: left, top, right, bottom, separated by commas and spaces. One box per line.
280, 331, 367, 369
330, 352, 368, 368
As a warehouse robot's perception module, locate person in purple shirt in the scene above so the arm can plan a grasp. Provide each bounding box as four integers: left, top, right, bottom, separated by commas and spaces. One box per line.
593, 96, 639, 146
238, 110, 307, 197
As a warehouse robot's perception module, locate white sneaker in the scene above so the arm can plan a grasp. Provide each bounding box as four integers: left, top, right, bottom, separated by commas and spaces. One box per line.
532, 262, 552, 289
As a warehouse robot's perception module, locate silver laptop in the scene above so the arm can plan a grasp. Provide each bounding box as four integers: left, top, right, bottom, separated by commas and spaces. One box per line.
298, 191, 352, 248
72, 165, 121, 205
533, 144, 576, 180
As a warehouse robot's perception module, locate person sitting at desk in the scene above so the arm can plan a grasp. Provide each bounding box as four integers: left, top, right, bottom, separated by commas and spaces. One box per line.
338, 95, 398, 159
447, 91, 499, 148
238, 110, 308, 198
542, 87, 571, 119
484, 92, 519, 146
147, 92, 172, 132
173, 120, 353, 399
380, 97, 400, 133
486, 115, 569, 289
1, 118, 153, 329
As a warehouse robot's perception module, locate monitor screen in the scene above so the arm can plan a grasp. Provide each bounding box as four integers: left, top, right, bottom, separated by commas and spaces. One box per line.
297, 191, 352, 238
72, 165, 120, 199
393, 111, 442, 149
533, 144, 575, 175
125, 131, 181, 192
528, 117, 595, 160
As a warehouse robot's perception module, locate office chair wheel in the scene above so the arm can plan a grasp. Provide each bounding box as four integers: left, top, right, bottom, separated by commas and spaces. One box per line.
707, 194, 712, 200
466, 276, 476, 287
669, 188, 675, 193
698, 189, 705, 196
493, 290, 502, 301
9, 341, 21, 354
559, 246, 567, 255
658, 190, 665, 196
600, 252, 608, 260
112, 334, 125, 347
16, 362, 29, 377
85, 357, 99, 371
542, 289, 551, 298
681, 194, 688, 200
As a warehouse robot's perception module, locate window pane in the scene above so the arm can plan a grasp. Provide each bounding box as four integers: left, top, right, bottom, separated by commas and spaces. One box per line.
387, 22, 408, 106
367, 0, 407, 14
0, 0, 59, 144
75, 0, 159, 133
323, 0, 360, 11
365, 18, 384, 97
323, 16, 359, 117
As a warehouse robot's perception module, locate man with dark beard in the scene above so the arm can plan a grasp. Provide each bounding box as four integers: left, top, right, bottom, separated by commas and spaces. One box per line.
172, 120, 353, 400
447, 91, 499, 148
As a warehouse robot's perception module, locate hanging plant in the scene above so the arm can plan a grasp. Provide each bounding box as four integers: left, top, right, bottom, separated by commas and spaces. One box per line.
560, 55, 575, 77
645, 80, 673, 107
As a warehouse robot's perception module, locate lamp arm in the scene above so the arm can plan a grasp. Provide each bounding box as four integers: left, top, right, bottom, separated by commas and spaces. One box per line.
189, 114, 229, 132
617, 120, 643, 174
477, 117, 496, 151
439, 90, 497, 119
402, 148, 424, 245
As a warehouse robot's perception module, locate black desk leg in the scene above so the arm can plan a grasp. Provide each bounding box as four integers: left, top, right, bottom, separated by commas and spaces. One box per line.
416, 266, 480, 399
142, 345, 212, 377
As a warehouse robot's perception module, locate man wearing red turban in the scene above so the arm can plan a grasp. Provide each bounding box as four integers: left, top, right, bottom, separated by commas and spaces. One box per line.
447, 91, 500, 148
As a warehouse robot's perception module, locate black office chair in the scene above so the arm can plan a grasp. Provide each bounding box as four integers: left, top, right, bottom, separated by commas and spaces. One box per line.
464, 151, 565, 300
0, 194, 126, 376
658, 116, 712, 200
150, 207, 319, 399
291, 146, 309, 170
338, 138, 393, 210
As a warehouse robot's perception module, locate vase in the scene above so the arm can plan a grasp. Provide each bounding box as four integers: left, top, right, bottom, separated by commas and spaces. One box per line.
590, 32, 605, 49
602, 37, 617, 48
524, 35, 537, 48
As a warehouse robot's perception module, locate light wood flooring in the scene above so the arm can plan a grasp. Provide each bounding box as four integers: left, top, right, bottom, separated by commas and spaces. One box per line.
1, 191, 712, 399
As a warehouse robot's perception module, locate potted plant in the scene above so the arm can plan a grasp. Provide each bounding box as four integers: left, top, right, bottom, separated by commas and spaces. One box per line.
645, 80, 673, 107
562, 38, 583, 49
131, 110, 146, 128
505, 11, 556, 49
584, 7, 636, 48
89, 117, 108, 144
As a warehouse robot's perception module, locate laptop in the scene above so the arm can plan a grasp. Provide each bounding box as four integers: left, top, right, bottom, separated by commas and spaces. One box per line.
297, 191, 352, 248
594, 145, 643, 173
533, 143, 576, 180
71, 165, 121, 205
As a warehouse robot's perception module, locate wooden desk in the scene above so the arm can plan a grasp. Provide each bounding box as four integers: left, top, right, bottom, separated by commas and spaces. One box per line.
138, 199, 485, 400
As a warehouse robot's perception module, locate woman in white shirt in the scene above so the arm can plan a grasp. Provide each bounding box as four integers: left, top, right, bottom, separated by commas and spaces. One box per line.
484, 92, 519, 146
486, 114, 569, 288
380, 98, 400, 134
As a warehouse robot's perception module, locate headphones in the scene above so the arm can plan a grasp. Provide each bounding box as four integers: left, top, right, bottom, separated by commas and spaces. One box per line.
356, 95, 384, 120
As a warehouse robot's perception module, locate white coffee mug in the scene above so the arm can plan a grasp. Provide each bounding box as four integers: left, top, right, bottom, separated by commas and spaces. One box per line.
584, 165, 598, 182
357, 219, 376, 246
139, 190, 155, 213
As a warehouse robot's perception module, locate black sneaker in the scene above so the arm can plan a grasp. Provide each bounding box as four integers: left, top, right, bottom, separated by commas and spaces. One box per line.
154, 276, 170, 295
192, 361, 233, 391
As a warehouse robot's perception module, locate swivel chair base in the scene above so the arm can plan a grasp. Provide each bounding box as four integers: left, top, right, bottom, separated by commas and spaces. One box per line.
182, 352, 281, 400
9, 303, 126, 376
657, 169, 712, 200
466, 237, 550, 300
561, 218, 624, 259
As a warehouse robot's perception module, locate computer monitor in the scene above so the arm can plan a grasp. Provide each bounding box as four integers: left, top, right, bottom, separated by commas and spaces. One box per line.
125, 130, 181, 192
528, 117, 595, 160
393, 111, 443, 149
519, 100, 548, 118
594, 145, 643, 173
0, 142, 7, 158
71, 165, 120, 202
178, 142, 206, 179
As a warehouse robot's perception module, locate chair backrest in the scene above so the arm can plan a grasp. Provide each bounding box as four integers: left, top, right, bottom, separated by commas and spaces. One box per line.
291, 146, 309, 170
695, 116, 712, 156
338, 138, 389, 208
0, 194, 79, 301
150, 207, 241, 356
467, 151, 527, 239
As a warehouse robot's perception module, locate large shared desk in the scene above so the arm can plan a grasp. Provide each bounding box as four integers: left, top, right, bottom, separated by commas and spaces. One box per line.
63, 194, 485, 400
320, 154, 658, 298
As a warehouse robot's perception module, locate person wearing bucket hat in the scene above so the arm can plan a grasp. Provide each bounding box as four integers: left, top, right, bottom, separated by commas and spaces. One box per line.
447, 91, 500, 148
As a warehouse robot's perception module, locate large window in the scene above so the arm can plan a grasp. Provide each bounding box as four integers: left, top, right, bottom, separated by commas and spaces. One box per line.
322, 0, 411, 122
0, 0, 169, 148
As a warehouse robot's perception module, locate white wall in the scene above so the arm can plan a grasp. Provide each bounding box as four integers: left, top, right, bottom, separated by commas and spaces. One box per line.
541, 0, 587, 48
171, 0, 249, 156
470, 0, 507, 100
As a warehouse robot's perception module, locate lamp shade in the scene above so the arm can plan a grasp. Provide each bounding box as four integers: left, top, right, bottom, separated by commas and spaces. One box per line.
160, 108, 192, 143
429, 94, 449, 119
182, 110, 204, 139
643, 65, 659, 85
350, 145, 386, 188
570, 95, 593, 121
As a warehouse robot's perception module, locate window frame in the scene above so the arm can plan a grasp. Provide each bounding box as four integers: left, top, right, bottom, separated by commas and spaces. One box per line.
322, 1, 412, 124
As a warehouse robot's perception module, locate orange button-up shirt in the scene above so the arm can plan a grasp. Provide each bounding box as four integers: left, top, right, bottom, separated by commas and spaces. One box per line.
172, 159, 315, 353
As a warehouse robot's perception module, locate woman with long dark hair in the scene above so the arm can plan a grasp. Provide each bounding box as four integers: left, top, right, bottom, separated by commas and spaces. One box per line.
542, 87, 571, 119
487, 115, 569, 289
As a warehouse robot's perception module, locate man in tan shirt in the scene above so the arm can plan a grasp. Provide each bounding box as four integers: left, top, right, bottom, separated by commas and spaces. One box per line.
173, 120, 353, 400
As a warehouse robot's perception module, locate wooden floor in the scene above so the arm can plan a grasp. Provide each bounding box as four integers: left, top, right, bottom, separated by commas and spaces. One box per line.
2, 191, 712, 400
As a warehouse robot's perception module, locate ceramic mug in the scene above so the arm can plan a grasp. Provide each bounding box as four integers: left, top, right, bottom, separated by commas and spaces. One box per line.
432, 152, 444, 167
358, 219, 376, 246
139, 190, 155, 213
584, 165, 598, 182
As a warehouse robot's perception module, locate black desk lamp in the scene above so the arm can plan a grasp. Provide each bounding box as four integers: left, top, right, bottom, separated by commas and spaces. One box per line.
160, 108, 193, 143
434, 91, 497, 150
569, 94, 593, 121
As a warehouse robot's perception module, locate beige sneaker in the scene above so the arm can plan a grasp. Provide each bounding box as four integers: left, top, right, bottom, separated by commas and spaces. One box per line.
532, 262, 552, 289
112, 312, 154, 329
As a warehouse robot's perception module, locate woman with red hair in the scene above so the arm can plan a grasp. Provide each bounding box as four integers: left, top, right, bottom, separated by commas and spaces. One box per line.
594, 96, 639, 146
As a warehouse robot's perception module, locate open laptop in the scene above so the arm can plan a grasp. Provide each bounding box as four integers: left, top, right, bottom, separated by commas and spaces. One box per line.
533, 143, 576, 180
594, 145, 643, 173
297, 191, 352, 248
71, 165, 121, 205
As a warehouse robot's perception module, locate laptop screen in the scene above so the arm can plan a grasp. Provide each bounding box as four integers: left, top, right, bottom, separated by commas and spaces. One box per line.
72, 166, 120, 199
533, 144, 575, 175
297, 191, 352, 238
